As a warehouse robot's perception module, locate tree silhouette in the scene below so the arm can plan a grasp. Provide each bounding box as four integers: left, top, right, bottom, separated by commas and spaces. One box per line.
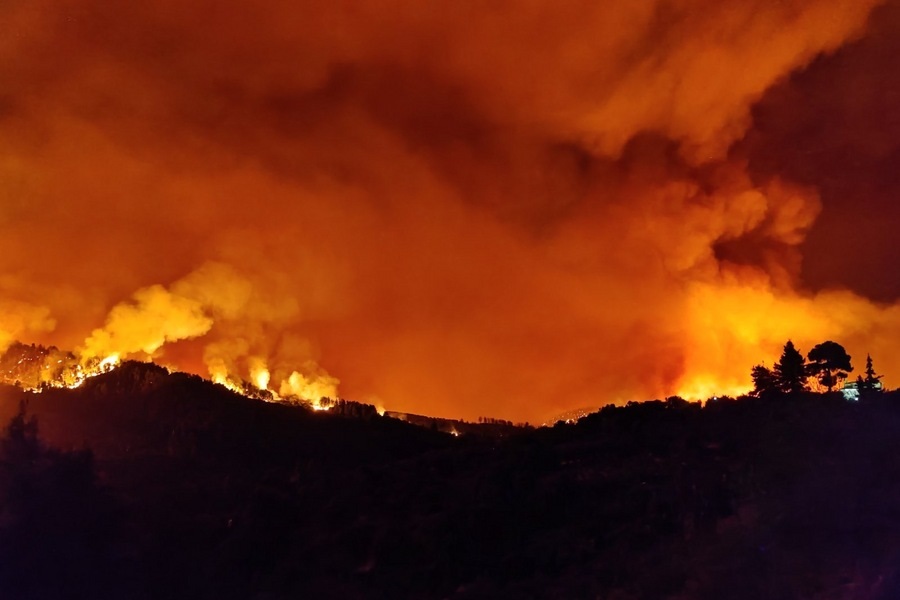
855, 353, 883, 398
751, 364, 778, 396
0, 400, 40, 463
807, 341, 853, 392
0, 404, 124, 599
774, 341, 808, 394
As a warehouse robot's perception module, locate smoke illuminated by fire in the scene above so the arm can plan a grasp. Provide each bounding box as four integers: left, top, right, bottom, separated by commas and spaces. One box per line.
0, 0, 898, 421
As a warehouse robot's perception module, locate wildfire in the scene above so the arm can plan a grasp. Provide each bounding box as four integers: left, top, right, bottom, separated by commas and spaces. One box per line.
0, 264, 341, 411
99, 354, 121, 371
249, 358, 270, 391
675, 378, 750, 403
0, 0, 894, 423
200, 359, 337, 411
0, 338, 338, 413
0, 343, 123, 393
65, 354, 121, 389
207, 362, 338, 411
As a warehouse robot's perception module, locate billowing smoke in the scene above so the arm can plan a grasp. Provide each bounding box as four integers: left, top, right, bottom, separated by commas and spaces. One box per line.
0, 0, 894, 421
80, 284, 212, 360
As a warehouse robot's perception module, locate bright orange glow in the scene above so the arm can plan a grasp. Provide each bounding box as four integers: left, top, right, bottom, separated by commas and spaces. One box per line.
0, 0, 895, 423
249, 358, 270, 391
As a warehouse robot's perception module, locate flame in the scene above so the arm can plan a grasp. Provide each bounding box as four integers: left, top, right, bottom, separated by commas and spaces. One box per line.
254, 369, 270, 391
279, 370, 339, 411
249, 357, 270, 391
202, 356, 339, 411
675, 379, 749, 403
99, 354, 120, 371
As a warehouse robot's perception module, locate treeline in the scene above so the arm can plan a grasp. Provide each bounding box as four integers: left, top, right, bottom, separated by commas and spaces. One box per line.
751, 339, 883, 397
0, 403, 133, 599
477, 416, 514, 426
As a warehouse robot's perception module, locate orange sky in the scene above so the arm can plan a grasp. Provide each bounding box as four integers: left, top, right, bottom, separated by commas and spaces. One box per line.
1, 0, 899, 422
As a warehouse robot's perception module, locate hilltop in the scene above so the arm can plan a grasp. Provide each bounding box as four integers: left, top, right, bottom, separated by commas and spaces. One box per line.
3, 363, 900, 598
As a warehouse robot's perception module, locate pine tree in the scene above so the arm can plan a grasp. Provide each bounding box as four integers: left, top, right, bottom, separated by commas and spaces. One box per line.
774, 340, 808, 394
857, 353, 883, 397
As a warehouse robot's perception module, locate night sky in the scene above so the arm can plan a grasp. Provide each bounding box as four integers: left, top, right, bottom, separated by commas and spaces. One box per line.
1, 0, 898, 422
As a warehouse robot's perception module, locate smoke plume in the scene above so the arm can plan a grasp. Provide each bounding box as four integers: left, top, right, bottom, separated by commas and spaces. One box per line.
0, 0, 895, 420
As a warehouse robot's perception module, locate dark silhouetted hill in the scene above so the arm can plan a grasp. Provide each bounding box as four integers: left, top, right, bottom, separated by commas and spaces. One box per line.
3, 364, 900, 599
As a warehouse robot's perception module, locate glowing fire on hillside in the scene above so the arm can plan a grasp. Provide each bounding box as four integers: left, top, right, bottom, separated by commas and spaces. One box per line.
0, 340, 337, 412
0, 347, 122, 391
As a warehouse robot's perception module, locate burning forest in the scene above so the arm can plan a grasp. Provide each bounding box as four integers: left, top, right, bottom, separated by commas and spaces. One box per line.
0, 340, 339, 413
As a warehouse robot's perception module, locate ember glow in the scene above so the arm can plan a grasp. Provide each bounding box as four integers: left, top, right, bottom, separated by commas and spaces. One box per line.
1, 0, 899, 422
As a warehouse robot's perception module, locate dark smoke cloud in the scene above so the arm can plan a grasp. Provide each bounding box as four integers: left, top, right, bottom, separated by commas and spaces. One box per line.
745, 0, 900, 301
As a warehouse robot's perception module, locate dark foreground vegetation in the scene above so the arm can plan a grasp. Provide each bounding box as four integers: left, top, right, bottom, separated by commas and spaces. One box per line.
3, 362, 900, 599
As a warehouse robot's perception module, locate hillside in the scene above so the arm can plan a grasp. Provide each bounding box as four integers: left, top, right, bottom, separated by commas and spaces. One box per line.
3, 364, 900, 599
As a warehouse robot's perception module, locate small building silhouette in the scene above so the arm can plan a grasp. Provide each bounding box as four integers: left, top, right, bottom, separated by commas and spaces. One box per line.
841, 379, 883, 401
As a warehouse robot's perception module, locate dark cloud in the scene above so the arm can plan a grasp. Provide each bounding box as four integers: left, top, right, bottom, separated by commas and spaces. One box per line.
745, 0, 900, 301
